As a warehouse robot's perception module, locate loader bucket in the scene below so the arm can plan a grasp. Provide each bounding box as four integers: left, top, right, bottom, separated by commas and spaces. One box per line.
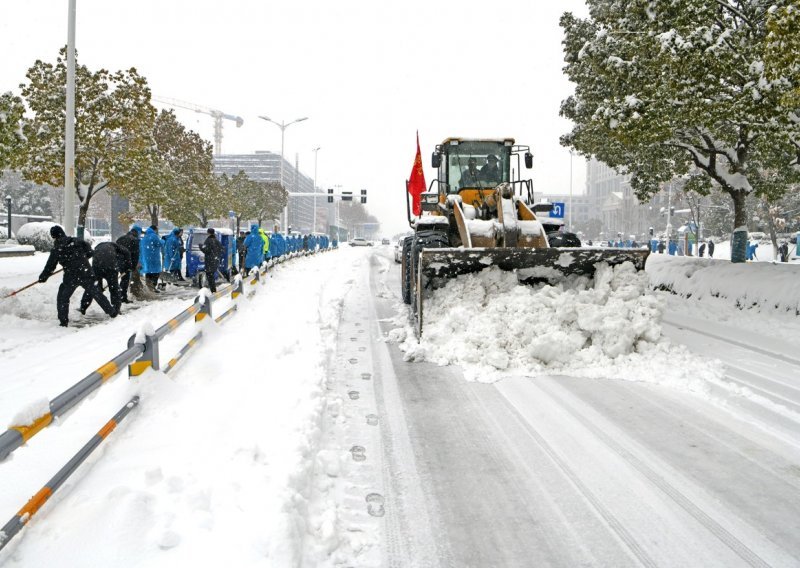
412, 247, 650, 336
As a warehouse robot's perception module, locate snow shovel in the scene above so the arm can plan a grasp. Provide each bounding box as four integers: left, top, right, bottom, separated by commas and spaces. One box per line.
2, 268, 64, 299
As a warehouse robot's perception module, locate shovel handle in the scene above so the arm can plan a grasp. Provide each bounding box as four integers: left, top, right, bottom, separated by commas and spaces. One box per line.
3, 268, 64, 299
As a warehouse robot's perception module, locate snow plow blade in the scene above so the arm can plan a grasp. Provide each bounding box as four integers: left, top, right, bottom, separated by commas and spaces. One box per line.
413, 247, 649, 337
418, 247, 650, 293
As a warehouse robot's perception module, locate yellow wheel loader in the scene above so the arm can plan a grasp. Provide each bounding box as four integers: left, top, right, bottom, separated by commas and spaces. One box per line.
402, 137, 649, 336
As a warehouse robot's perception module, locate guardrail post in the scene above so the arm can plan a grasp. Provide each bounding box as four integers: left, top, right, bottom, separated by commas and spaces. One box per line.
195, 293, 212, 322
231, 275, 243, 299
128, 331, 160, 376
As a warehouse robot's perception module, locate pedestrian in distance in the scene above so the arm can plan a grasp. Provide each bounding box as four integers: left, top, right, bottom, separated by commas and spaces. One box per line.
38, 225, 117, 327
698, 242, 706, 257
164, 227, 186, 281
708, 239, 715, 258
243, 223, 265, 275
116, 225, 142, 302
657, 240, 665, 254
199, 228, 223, 292
140, 225, 164, 292
80, 241, 130, 314
778, 241, 789, 263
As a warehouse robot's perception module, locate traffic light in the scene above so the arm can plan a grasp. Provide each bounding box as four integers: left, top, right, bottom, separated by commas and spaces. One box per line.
361, 189, 367, 204
327, 188, 333, 203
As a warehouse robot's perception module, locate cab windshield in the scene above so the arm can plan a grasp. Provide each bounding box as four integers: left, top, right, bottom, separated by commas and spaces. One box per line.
447, 142, 510, 193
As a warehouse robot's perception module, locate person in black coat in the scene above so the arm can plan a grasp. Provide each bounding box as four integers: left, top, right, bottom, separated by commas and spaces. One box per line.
79, 242, 131, 314
707, 239, 715, 258
116, 225, 142, 302
38, 225, 117, 327
198, 228, 223, 293
236, 231, 246, 275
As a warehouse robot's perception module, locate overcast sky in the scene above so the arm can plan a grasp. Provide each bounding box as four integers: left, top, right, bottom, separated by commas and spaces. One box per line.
1, 0, 589, 236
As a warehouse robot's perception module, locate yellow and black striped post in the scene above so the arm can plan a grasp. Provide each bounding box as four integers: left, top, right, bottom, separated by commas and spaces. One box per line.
127, 331, 160, 377
0, 397, 139, 552
194, 294, 212, 322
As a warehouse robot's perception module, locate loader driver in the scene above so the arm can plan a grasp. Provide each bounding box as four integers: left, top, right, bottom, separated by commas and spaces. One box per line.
479, 154, 501, 184
459, 157, 481, 188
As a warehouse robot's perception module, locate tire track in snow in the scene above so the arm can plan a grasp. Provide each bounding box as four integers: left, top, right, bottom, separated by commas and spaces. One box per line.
533, 378, 774, 568
495, 393, 659, 568
662, 317, 800, 368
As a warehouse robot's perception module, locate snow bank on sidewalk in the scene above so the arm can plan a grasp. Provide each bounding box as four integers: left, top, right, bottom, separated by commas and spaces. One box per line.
646, 254, 800, 315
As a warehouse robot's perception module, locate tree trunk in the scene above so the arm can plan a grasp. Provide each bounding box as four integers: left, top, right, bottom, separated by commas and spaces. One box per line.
149, 205, 159, 228
77, 200, 89, 241
763, 199, 779, 261
729, 189, 748, 263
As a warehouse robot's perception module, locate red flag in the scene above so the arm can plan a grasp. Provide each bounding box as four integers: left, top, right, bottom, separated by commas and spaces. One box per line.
407, 131, 426, 216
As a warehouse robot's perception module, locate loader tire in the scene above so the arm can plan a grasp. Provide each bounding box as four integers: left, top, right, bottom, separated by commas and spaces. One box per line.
400, 236, 414, 304
410, 231, 449, 302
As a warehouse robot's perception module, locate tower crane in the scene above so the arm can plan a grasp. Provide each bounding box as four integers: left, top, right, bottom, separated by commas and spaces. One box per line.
152, 96, 244, 156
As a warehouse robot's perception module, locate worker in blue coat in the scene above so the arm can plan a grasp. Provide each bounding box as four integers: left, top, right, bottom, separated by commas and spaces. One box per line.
243, 223, 264, 274
164, 227, 185, 280
274, 233, 286, 257
139, 225, 164, 291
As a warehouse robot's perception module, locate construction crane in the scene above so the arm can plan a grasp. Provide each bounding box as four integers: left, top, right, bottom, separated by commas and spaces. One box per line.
152, 96, 244, 156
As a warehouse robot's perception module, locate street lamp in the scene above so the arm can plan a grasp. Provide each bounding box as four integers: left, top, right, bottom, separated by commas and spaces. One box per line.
5, 196, 11, 241
258, 115, 308, 232
64, 0, 77, 238
568, 150, 574, 232
312, 146, 321, 234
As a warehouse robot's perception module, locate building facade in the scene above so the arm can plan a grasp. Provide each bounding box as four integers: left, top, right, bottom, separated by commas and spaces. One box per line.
584, 157, 659, 241
213, 151, 322, 233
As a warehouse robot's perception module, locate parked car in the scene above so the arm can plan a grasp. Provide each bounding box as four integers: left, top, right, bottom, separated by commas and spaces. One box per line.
349, 237, 371, 247
381, 238, 390, 245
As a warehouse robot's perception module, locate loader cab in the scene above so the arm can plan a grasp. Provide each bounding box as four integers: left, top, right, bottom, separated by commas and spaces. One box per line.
432, 138, 533, 200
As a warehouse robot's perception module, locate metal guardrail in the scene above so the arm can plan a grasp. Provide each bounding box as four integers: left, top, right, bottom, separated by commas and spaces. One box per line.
0, 396, 140, 552
0, 244, 333, 553
0, 246, 332, 462
0, 344, 145, 461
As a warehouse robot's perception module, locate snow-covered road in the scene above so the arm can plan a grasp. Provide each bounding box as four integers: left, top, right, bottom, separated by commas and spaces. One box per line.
339, 246, 800, 567
1, 245, 799, 566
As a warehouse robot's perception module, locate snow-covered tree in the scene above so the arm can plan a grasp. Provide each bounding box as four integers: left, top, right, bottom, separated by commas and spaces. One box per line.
0, 170, 52, 216
560, 0, 800, 261
0, 92, 25, 170
221, 171, 286, 229
131, 109, 222, 228
17, 48, 155, 238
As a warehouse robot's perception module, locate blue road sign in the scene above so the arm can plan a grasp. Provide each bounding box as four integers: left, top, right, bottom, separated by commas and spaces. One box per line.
551, 202, 565, 219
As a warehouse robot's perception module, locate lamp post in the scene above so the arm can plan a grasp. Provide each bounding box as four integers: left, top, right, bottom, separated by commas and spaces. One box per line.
312, 146, 321, 234
64, 0, 77, 238
258, 115, 308, 232
5, 196, 11, 241
568, 150, 574, 232
666, 180, 673, 250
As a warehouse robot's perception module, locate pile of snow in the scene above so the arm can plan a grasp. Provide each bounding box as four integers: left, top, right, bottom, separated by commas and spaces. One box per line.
393, 262, 723, 391
0, 226, 12, 239
647, 254, 800, 315
16, 222, 96, 251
